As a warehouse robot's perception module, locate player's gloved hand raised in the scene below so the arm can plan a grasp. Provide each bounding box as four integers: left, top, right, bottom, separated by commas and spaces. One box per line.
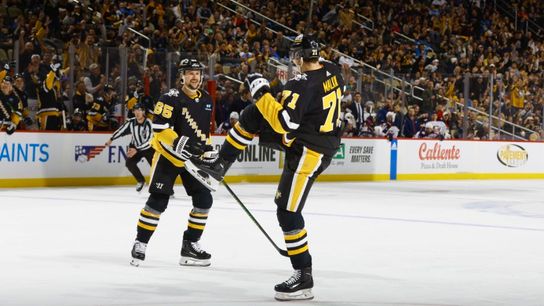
244, 73, 270, 101
3, 63, 10, 71
50, 63, 61, 72
174, 136, 208, 161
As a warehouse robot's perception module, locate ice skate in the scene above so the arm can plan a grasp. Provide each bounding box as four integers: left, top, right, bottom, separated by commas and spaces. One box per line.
274, 267, 314, 301
179, 240, 211, 266
135, 181, 145, 192
130, 240, 147, 267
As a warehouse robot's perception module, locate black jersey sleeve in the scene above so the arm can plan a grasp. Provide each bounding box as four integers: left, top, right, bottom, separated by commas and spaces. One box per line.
152, 89, 181, 145
253, 75, 309, 135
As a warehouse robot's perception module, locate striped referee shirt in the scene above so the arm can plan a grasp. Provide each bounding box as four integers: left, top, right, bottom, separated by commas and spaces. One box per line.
111, 117, 153, 150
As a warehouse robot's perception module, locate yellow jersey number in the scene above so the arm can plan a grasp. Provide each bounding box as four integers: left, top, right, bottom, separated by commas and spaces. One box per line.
320, 87, 342, 132
281, 88, 342, 133
154, 101, 173, 119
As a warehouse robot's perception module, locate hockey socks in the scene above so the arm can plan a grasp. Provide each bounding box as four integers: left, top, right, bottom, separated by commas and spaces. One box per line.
183, 208, 209, 242
284, 228, 309, 257
136, 208, 161, 243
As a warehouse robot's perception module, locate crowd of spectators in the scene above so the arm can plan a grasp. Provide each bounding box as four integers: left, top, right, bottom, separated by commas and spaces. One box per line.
0, 0, 543, 141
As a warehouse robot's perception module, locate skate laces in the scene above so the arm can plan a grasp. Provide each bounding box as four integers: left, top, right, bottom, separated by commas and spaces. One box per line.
191, 241, 205, 254
284, 270, 302, 286
134, 241, 147, 253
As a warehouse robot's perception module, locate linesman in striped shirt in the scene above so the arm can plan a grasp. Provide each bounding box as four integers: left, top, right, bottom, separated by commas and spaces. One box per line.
105, 103, 154, 192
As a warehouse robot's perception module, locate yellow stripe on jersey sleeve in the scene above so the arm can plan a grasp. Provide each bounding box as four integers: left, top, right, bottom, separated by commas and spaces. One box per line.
255, 93, 288, 135
45, 71, 56, 90
154, 128, 178, 147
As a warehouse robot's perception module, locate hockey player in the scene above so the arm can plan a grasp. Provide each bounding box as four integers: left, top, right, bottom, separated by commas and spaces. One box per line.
105, 103, 154, 192
186, 35, 345, 301
0, 76, 22, 134
13, 74, 33, 128
125, 81, 155, 120
66, 108, 87, 131
130, 58, 215, 267
36, 63, 65, 130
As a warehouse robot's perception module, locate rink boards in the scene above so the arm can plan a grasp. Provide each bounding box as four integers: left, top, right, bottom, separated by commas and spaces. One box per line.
1, 132, 543, 187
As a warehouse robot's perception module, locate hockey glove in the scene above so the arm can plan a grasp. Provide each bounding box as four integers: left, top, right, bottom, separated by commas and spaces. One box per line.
50, 62, 61, 72
173, 136, 208, 161
192, 148, 219, 165
6, 122, 16, 135
244, 73, 270, 101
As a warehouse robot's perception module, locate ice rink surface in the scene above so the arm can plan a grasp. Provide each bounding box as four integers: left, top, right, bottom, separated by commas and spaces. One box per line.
1, 180, 544, 306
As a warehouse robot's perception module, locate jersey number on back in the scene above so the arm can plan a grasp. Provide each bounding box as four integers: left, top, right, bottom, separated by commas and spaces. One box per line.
154, 101, 173, 119
320, 88, 342, 132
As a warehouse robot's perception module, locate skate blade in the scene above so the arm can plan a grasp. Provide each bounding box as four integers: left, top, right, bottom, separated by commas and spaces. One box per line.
179, 256, 211, 267
274, 289, 314, 301
130, 258, 142, 267
183, 160, 219, 191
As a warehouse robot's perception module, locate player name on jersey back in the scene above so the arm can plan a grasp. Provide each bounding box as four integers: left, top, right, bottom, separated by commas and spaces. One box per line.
322, 75, 339, 93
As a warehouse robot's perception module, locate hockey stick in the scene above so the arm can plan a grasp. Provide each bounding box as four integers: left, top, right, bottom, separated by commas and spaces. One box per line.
222, 181, 289, 257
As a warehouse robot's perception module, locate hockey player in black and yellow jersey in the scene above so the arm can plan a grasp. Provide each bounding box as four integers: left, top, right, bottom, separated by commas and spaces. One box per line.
36, 63, 66, 130
13, 74, 33, 128
130, 58, 216, 268
86, 96, 109, 131
125, 81, 155, 120
0, 76, 23, 135
185, 35, 345, 301
87, 85, 118, 131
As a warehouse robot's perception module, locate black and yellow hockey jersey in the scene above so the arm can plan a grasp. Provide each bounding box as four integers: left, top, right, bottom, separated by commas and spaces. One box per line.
126, 92, 155, 120
255, 61, 345, 156
13, 87, 29, 114
151, 88, 213, 167
0, 91, 22, 125
86, 96, 111, 131
37, 71, 63, 117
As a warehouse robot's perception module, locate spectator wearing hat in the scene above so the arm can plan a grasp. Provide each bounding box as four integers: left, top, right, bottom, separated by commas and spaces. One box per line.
105, 103, 154, 192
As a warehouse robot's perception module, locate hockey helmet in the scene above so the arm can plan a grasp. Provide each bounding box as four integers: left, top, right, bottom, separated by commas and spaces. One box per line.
290, 34, 320, 61
2, 75, 13, 83
178, 58, 205, 89
178, 58, 205, 73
